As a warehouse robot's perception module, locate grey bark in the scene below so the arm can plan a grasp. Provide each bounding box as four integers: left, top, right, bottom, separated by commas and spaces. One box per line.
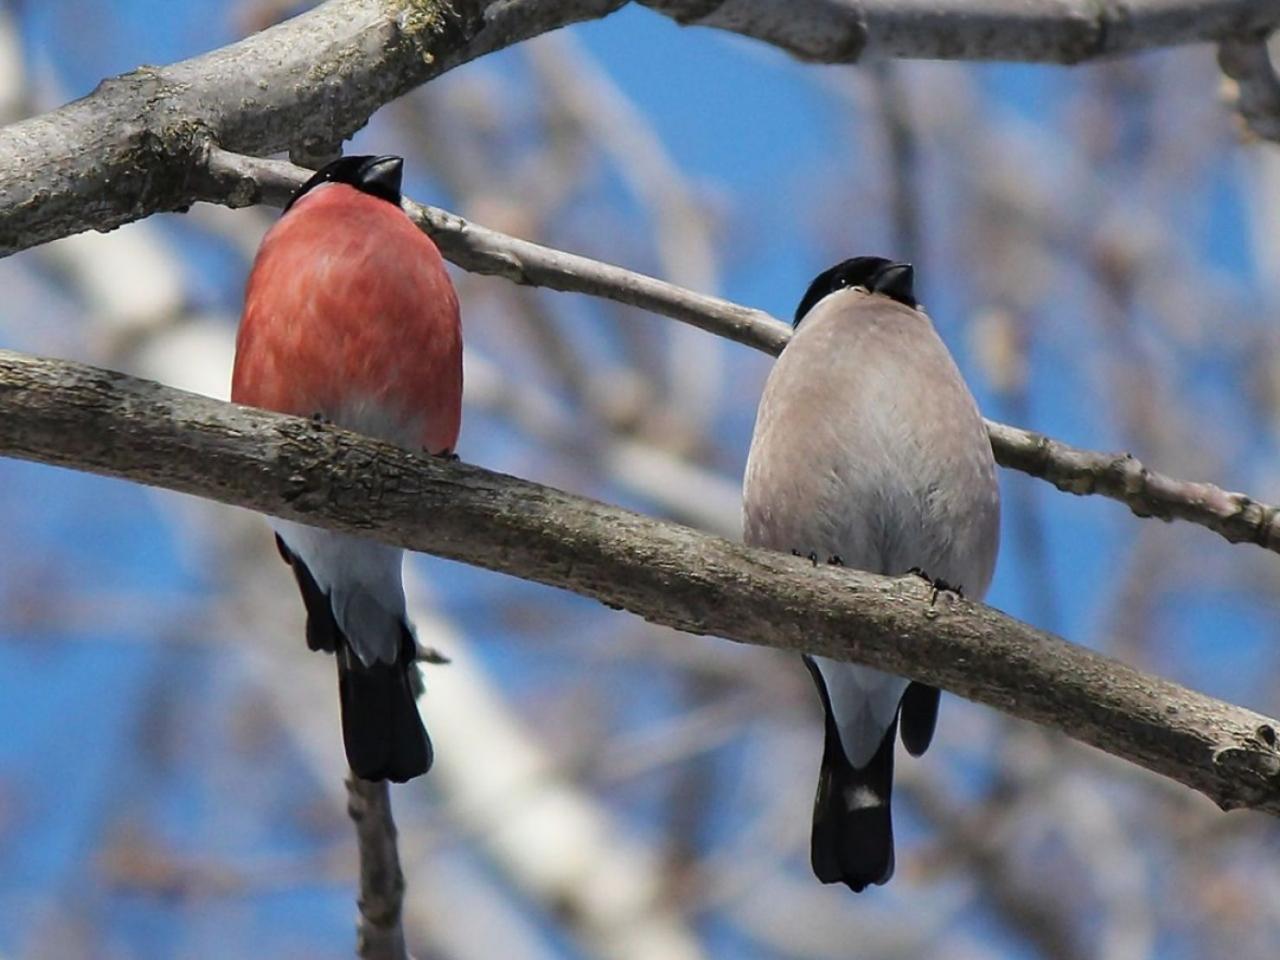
348, 777, 411, 960
3, 348, 1279, 817
3, 0, 1280, 258
0, 0, 624, 255
639, 0, 1280, 64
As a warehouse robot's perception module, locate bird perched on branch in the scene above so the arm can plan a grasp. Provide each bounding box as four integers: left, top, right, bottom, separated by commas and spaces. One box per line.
742, 257, 999, 891
232, 154, 463, 783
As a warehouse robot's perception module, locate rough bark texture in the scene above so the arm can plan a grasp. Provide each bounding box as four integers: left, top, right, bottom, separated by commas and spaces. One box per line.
3, 0, 1279, 257
3, 348, 1279, 816
0, 0, 624, 255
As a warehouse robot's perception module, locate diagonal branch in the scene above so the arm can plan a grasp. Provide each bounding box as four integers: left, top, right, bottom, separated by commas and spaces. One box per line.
200, 149, 1280, 557
986, 421, 1280, 551
3, 348, 1280, 816
0, 0, 626, 255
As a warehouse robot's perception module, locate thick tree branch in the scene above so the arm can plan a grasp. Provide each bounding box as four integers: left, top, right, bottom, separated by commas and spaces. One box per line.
347, 777, 411, 960
3, 348, 1279, 816
199, 149, 1280, 558
0, 0, 625, 255
4, 0, 1280, 257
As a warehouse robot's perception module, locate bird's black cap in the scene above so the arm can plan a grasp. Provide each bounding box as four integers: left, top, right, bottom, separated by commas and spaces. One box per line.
793, 256, 918, 326
285, 154, 405, 212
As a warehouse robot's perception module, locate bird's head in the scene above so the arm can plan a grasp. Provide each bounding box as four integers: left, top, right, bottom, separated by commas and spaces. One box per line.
284, 155, 405, 213
793, 257, 917, 326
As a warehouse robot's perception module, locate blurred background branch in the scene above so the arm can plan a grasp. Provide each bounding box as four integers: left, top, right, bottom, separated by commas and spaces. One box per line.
1219, 33, 1280, 141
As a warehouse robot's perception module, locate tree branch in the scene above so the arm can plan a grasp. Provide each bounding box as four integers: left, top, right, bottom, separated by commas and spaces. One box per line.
347, 777, 411, 960
198, 148, 1280, 558
198, 147, 790, 348
636, 0, 1280, 65
986, 420, 1280, 551
3, 348, 1279, 816
4, 0, 1280, 257
0, 0, 625, 255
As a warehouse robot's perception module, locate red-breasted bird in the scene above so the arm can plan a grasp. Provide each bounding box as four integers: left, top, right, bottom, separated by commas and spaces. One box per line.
232, 155, 462, 783
743, 257, 1000, 891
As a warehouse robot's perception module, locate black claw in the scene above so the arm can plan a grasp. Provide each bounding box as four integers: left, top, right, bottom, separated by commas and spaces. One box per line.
827, 555, 844, 567
310, 411, 331, 426
933, 578, 963, 598
791, 549, 826, 568
907, 567, 964, 605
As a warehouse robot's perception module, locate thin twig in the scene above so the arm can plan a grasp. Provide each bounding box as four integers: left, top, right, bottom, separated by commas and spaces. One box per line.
347, 777, 410, 960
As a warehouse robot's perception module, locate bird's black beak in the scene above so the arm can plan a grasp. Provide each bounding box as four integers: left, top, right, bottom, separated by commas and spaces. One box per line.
358, 155, 404, 202
872, 262, 915, 306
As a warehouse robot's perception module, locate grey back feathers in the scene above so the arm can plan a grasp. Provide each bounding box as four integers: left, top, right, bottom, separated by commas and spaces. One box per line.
743, 268, 1000, 892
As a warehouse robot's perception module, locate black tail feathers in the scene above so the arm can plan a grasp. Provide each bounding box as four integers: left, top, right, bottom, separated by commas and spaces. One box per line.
277, 535, 338, 653
899, 682, 941, 757
336, 626, 433, 783
803, 655, 897, 893
277, 536, 432, 783
810, 712, 898, 892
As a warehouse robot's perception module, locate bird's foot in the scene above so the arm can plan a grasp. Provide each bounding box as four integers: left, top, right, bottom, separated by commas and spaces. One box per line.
310, 411, 332, 427
827, 555, 844, 566
908, 567, 963, 605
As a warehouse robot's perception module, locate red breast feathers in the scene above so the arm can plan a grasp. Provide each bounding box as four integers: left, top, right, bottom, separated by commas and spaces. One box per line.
232, 183, 462, 455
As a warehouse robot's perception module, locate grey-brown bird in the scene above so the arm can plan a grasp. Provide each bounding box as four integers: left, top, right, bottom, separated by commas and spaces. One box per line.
742, 257, 1000, 892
